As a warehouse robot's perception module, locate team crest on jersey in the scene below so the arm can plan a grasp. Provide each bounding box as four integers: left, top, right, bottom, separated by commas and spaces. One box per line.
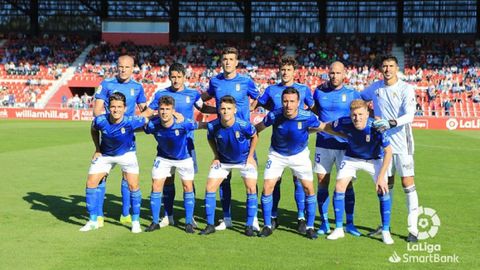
235, 84, 241, 91
175, 129, 180, 136
235, 131, 240, 138
121, 127, 126, 134
342, 94, 346, 102
96, 85, 102, 94
297, 122, 302, 129
130, 88, 135, 96
186, 96, 191, 103
366, 134, 370, 142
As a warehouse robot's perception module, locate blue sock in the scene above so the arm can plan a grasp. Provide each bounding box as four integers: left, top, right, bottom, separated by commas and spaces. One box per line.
86, 187, 98, 221
345, 187, 355, 224
317, 187, 329, 223
333, 192, 345, 229
184, 191, 195, 225
378, 193, 392, 231
294, 177, 306, 219
246, 193, 257, 226
96, 180, 106, 218
162, 184, 175, 217
130, 189, 142, 222
305, 194, 317, 228
205, 192, 216, 225
271, 179, 281, 218
121, 179, 131, 217
219, 175, 232, 218
150, 192, 162, 224
261, 194, 273, 227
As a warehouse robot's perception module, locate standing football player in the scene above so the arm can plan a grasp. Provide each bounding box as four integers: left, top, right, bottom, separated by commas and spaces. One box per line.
256, 87, 330, 240
255, 56, 314, 233
311, 61, 361, 236
93, 55, 147, 227
199, 96, 259, 237
143, 62, 204, 228
80, 92, 146, 233
144, 96, 201, 234
323, 99, 394, 245
361, 55, 420, 242
201, 47, 260, 231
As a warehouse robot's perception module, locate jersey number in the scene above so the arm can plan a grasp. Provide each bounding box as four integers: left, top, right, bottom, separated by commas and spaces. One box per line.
266, 159, 272, 169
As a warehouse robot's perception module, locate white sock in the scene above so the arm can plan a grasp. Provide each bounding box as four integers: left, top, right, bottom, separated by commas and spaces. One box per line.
404, 185, 419, 235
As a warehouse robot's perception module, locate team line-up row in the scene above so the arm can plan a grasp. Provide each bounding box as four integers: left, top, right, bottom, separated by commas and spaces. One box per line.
80, 49, 420, 244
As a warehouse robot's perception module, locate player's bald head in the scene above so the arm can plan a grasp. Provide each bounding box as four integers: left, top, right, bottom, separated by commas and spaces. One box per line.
118, 55, 134, 66
328, 61, 346, 89
330, 61, 345, 71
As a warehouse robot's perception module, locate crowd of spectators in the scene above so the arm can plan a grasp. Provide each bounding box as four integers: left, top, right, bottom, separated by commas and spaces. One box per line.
1, 35, 479, 116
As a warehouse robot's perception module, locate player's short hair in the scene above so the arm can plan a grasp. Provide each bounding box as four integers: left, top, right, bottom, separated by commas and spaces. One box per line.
280, 55, 297, 69
159, 95, 175, 107
381, 55, 398, 65
350, 99, 368, 111
169, 62, 186, 76
220, 95, 236, 106
282, 87, 299, 100
222, 47, 238, 59
109, 92, 126, 106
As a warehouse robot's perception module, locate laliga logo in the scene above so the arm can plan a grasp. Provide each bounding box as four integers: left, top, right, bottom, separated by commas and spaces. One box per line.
410, 206, 441, 240
389, 251, 402, 263
446, 118, 458, 130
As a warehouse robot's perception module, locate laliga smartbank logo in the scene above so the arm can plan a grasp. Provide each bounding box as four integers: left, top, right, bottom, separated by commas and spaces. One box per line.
388, 206, 459, 264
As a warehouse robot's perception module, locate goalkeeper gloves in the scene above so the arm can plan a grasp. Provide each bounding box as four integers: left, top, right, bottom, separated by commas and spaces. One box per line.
373, 119, 397, 131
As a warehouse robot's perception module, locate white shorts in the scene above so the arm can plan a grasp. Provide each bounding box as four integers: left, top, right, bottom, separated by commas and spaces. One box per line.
389, 153, 415, 177
313, 147, 346, 174
264, 148, 313, 181
336, 156, 386, 183
152, 157, 195, 181
88, 151, 139, 175
207, 162, 257, 180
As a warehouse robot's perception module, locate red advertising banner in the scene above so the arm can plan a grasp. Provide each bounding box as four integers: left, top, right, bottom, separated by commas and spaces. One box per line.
413, 117, 480, 130
1, 108, 478, 130
0, 108, 93, 121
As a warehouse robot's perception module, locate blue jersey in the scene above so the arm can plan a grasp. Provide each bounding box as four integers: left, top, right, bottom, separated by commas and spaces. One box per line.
148, 86, 201, 154
257, 82, 314, 111
145, 118, 197, 160
149, 87, 201, 120
207, 73, 259, 121
263, 109, 320, 156
207, 118, 256, 164
332, 117, 390, 160
95, 77, 147, 116
313, 84, 361, 149
93, 114, 146, 156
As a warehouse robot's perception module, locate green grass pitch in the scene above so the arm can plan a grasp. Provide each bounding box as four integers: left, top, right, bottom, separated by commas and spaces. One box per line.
0, 120, 478, 269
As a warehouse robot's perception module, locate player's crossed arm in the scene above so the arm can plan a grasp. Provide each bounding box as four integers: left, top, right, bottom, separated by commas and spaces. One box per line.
308, 122, 347, 138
